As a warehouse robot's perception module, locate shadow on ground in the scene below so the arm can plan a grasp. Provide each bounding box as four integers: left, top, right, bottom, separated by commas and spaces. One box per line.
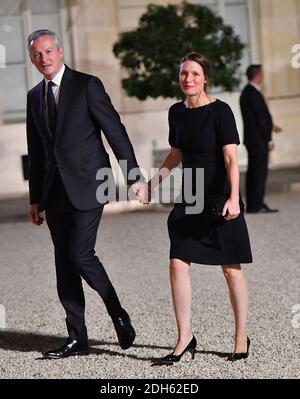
0, 329, 230, 362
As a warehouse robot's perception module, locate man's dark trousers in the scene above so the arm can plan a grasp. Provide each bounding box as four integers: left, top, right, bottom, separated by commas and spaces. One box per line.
245, 143, 269, 211
45, 170, 122, 342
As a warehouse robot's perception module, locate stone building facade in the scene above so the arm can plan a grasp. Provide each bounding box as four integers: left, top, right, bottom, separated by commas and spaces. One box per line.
0, 0, 299, 197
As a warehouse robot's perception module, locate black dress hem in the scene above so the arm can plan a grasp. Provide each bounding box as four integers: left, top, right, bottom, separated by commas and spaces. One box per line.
169, 252, 253, 266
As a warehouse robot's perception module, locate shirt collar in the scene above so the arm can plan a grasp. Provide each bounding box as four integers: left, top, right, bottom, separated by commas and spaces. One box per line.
44, 64, 65, 87
249, 82, 261, 92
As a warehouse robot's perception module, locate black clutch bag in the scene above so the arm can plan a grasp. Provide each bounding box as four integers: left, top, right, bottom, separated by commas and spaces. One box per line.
206, 193, 245, 219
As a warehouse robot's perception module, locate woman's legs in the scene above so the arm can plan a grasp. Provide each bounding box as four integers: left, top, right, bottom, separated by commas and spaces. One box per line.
222, 264, 248, 352
169, 258, 193, 355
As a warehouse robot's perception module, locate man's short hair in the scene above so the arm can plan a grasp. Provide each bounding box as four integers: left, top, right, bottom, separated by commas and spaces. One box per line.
246, 64, 262, 81
27, 29, 61, 52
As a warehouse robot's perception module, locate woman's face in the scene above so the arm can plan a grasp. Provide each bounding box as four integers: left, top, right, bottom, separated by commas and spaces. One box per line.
179, 60, 206, 97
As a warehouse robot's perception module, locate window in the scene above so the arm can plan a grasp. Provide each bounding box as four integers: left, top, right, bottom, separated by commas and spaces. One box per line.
0, 0, 71, 123
192, 0, 253, 90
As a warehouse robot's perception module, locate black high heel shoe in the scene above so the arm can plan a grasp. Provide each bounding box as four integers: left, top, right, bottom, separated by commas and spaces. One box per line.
227, 337, 250, 361
159, 336, 197, 364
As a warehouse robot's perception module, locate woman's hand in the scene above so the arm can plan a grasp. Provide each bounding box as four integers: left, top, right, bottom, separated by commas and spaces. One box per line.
222, 196, 240, 221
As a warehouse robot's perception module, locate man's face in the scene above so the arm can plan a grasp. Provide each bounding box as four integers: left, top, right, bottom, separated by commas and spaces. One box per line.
256, 68, 264, 85
29, 35, 63, 80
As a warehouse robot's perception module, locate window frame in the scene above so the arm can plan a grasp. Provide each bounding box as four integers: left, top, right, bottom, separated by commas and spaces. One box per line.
191, 0, 259, 92
1, 0, 72, 124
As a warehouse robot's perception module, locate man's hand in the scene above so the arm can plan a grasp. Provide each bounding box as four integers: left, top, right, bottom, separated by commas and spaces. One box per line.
28, 204, 44, 225
268, 141, 275, 152
130, 181, 150, 204
273, 125, 282, 133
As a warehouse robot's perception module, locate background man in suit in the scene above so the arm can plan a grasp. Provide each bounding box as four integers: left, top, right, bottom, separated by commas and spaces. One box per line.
240, 64, 282, 213
26, 29, 147, 358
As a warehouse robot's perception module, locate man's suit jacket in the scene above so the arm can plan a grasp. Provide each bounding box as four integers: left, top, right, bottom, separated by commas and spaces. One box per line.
239, 84, 273, 148
26, 66, 142, 211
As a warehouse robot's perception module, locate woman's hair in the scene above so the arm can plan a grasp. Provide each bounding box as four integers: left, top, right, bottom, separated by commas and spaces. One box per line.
179, 52, 212, 92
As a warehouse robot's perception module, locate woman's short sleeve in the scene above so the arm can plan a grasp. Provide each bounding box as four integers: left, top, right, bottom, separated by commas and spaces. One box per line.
217, 102, 240, 146
168, 107, 178, 148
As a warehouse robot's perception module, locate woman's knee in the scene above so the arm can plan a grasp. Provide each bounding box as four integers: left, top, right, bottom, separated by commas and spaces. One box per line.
170, 258, 190, 274
222, 264, 241, 281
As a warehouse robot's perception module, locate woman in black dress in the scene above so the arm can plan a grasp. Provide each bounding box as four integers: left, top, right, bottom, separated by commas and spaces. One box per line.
148, 53, 252, 363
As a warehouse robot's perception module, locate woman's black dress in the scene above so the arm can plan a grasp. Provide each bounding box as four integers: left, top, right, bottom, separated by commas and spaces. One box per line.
167, 99, 252, 265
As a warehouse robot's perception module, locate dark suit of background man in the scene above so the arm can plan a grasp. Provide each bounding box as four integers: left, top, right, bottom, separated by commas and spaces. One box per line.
26, 29, 147, 358
240, 64, 282, 213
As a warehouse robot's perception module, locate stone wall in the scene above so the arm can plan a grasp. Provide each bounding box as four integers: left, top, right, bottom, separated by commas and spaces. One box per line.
0, 0, 299, 197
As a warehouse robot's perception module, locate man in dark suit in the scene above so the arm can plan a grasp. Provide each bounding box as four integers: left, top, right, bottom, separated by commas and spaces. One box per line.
26, 29, 147, 358
240, 64, 282, 213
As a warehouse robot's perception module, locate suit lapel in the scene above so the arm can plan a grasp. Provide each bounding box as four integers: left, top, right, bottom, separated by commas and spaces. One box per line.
55, 66, 74, 143
30, 67, 75, 143
31, 81, 53, 142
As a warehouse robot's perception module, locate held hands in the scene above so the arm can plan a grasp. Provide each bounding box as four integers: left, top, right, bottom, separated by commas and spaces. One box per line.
130, 181, 151, 204
28, 204, 44, 226
222, 197, 240, 221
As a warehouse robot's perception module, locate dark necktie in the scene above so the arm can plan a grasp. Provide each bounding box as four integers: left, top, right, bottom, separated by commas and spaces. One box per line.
47, 81, 57, 138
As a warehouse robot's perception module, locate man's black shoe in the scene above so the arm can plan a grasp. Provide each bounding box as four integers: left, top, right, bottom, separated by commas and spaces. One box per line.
262, 203, 279, 213
43, 338, 89, 359
246, 207, 258, 213
247, 204, 278, 214
112, 309, 136, 350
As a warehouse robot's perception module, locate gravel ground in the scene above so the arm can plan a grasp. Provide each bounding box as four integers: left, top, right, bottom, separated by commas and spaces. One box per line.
0, 192, 299, 379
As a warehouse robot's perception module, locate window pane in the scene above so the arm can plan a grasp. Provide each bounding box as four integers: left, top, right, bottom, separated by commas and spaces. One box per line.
194, 0, 216, 5
192, 1, 218, 14
224, 4, 250, 89
31, 15, 61, 38
28, 0, 60, 14
1, 1, 68, 118
0, 65, 27, 113
226, 0, 246, 4
224, 4, 250, 44
0, 0, 21, 16
225, 1, 251, 88
239, 47, 251, 86
0, 16, 25, 63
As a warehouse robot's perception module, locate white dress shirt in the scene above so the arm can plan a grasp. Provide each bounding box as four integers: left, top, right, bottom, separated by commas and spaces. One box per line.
44, 64, 65, 106
249, 82, 261, 92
